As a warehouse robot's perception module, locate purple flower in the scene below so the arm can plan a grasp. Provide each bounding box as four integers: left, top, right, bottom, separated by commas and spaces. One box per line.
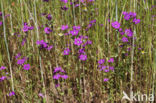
111, 21, 120, 29
90, 19, 96, 24
44, 27, 52, 34
73, 25, 81, 30
61, 0, 68, 3
9, 91, 15, 96
103, 78, 109, 82
0, 21, 3, 26
133, 18, 140, 24
109, 66, 114, 71
63, 48, 70, 55
122, 37, 128, 42
17, 59, 25, 65
125, 29, 133, 37
54, 67, 65, 73
98, 59, 105, 64
108, 58, 114, 63
23, 64, 30, 70
39, 93, 44, 98
122, 11, 127, 15
124, 14, 131, 20
46, 14, 52, 20
22, 25, 29, 32
0, 76, 6, 81
78, 48, 85, 54
61, 5, 68, 11
99, 65, 106, 71
61, 75, 68, 79
104, 69, 109, 72
74, 38, 83, 46
43, 0, 49, 2
61, 25, 69, 30
0, 66, 6, 70
28, 26, 34, 30
79, 54, 87, 61
53, 74, 61, 80
70, 29, 79, 36
47, 45, 53, 50
120, 31, 125, 35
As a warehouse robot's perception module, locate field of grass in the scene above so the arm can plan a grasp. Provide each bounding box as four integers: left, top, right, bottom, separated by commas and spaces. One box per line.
0, 0, 155, 102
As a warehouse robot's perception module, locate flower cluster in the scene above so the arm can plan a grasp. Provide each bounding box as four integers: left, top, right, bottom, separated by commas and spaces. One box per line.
22, 22, 34, 32
16, 54, 30, 70
0, 66, 6, 71
98, 58, 115, 82
36, 40, 53, 50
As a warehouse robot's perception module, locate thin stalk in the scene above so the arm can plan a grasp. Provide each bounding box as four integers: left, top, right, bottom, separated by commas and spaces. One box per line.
1, 0, 14, 91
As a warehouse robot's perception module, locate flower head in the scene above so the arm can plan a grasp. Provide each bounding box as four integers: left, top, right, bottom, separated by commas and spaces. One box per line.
79, 54, 87, 61
111, 21, 120, 29
125, 29, 133, 37
44, 27, 52, 34
108, 58, 114, 63
63, 48, 70, 55
23, 64, 30, 70
74, 38, 83, 46
103, 78, 109, 82
9, 91, 15, 96
98, 59, 105, 64
122, 37, 128, 42
61, 25, 69, 30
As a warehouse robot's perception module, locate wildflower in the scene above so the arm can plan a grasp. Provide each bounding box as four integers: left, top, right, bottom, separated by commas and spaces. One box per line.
0, 21, 2, 26
103, 78, 109, 82
133, 18, 140, 24
39, 93, 44, 98
0, 76, 6, 81
17, 59, 25, 65
23, 64, 30, 70
90, 19, 96, 24
47, 45, 53, 50
111, 21, 120, 29
61, 25, 69, 30
99, 65, 106, 71
61, 75, 68, 79
53, 74, 61, 80
124, 13, 131, 20
63, 48, 70, 55
78, 48, 85, 54
104, 69, 109, 72
43, 0, 49, 2
61, 5, 68, 11
9, 91, 15, 96
55, 84, 60, 87
73, 25, 81, 30
0, 66, 6, 70
109, 66, 114, 71
54, 67, 65, 73
79, 54, 87, 61
108, 58, 114, 63
61, 0, 68, 3
28, 26, 34, 30
22, 25, 29, 32
98, 59, 105, 64
125, 29, 133, 37
46, 14, 52, 20
74, 38, 83, 46
120, 31, 125, 35
122, 11, 127, 15
44, 27, 52, 34
121, 37, 128, 42
70, 29, 79, 36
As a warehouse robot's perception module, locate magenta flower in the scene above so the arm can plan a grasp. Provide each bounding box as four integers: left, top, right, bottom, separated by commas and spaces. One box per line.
0, 66, 6, 70
0, 21, 3, 26
17, 59, 25, 65
9, 91, 15, 96
53, 74, 61, 80
61, 5, 68, 11
125, 29, 133, 37
61, 75, 68, 79
0, 76, 6, 81
74, 38, 83, 46
70, 29, 79, 36
44, 27, 52, 34
39, 93, 44, 98
23, 64, 30, 70
99, 65, 106, 71
22, 25, 29, 32
61, 25, 69, 30
109, 66, 114, 71
54, 67, 65, 73
78, 48, 85, 54
133, 18, 140, 24
61, 0, 68, 3
79, 54, 87, 61
124, 14, 131, 20
46, 14, 52, 20
47, 45, 53, 50
73, 25, 81, 30
111, 21, 120, 29
108, 58, 114, 63
63, 48, 70, 55
103, 78, 109, 82
122, 37, 128, 42
98, 59, 105, 64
